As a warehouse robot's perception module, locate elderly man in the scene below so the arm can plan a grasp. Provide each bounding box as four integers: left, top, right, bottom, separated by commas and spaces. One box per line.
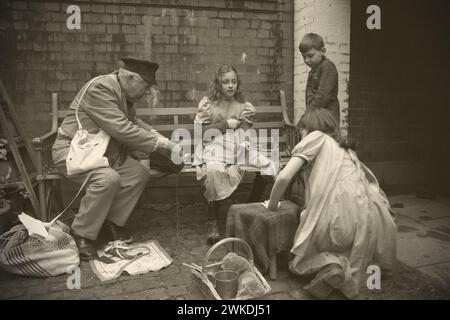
52, 57, 179, 260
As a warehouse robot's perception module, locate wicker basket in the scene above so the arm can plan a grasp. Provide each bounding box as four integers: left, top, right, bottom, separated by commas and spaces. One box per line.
187, 237, 271, 300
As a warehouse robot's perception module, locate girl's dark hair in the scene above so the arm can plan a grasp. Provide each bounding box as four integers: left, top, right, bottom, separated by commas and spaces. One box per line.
208, 64, 245, 103
298, 108, 356, 150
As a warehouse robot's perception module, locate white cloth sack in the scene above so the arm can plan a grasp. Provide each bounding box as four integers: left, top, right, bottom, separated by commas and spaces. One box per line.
66, 129, 110, 175
66, 75, 110, 176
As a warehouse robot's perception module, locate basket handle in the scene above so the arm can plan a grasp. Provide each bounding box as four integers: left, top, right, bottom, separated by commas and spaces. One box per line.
202, 237, 254, 272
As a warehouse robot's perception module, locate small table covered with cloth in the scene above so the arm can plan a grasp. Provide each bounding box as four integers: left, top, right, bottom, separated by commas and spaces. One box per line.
226, 201, 300, 279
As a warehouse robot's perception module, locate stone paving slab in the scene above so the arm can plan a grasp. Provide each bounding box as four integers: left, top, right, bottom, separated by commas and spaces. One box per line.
397, 232, 450, 267
418, 263, 450, 289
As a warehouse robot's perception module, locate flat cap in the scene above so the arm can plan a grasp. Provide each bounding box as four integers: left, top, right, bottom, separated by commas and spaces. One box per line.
121, 56, 159, 85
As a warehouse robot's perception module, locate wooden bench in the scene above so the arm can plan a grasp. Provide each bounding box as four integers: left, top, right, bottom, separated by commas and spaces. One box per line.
32, 90, 299, 222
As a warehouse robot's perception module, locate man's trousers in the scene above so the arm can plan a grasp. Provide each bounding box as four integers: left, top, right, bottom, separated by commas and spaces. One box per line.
58, 156, 150, 240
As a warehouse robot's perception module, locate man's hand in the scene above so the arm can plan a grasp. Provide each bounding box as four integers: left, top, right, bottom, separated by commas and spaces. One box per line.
227, 119, 241, 129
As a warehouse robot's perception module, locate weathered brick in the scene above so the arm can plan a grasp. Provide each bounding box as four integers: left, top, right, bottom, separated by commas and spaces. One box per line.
152, 16, 170, 26
121, 25, 136, 34
123, 44, 136, 53
153, 35, 169, 44
167, 82, 180, 91
93, 42, 108, 52
165, 45, 177, 53
107, 43, 121, 52
257, 29, 270, 38
121, 6, 136, 15
120, 15, 141, 25
124, 34, 143, 43
164, 26, 178, 35
105, 5, 120, 14
218, 11, 231, 19
219, 28, 230, 37
62, 81, 78, 91
90, 4, 105, 13
261, 21, 272, 29
12, 1, 27, 10
13, 21, 29, 30
150, 25, 163, 34
231, 12, 245, 19
87, 24, 106, 33
107, 24, 120, 33
205, 10, 218, 18
46, 22, 61, 32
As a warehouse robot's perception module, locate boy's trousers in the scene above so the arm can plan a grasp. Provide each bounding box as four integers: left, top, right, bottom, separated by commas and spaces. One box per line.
57, 156, 150, 240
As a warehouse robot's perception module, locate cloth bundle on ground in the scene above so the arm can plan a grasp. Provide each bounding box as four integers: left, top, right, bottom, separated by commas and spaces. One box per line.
226, 201, 300, 272
221, 252, 251, 274
89, 239, 172, 281
221, 252, 266, 298
0, 221, 79, 277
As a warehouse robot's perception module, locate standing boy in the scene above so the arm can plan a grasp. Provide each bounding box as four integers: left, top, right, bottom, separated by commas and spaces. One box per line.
300, 33, 340, 123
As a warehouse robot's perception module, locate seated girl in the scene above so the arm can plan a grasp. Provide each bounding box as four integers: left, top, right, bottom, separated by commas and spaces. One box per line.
264, 108, 397, 299
193, 64, 276, 244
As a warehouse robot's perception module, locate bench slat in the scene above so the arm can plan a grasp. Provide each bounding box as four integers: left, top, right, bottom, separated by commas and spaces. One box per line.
56, 106, 283, 119
150, 122, 284, 131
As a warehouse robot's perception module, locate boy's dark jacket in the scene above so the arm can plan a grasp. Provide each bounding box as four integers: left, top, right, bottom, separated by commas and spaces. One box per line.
305, 57, 340, 122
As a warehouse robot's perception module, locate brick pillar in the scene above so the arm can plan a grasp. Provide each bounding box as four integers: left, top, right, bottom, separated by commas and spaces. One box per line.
293, 0, 350, 136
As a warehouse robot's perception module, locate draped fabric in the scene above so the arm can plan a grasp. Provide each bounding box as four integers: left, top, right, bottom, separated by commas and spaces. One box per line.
193, 97, 268, 201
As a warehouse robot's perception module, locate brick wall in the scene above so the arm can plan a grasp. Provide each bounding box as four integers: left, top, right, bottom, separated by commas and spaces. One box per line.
0, 0, 294, 138
293, 0, 351, 136
349, 0, 450, 190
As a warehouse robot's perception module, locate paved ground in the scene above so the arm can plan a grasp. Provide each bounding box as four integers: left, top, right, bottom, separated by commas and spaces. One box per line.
0, 193, 450, 300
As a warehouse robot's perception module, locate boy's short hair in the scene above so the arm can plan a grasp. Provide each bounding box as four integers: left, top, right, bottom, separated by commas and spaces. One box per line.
299, 33, 325, 53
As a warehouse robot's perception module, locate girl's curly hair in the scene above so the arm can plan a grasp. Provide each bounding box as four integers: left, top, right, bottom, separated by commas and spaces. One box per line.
298, 108, 356, 150
208, 64, 245, 103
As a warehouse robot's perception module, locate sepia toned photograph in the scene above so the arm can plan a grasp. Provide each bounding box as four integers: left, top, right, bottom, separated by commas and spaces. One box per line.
0, 0, 449, 306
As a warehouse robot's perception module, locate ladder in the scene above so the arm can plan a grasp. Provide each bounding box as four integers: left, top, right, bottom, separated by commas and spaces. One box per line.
0, 79, 41, 218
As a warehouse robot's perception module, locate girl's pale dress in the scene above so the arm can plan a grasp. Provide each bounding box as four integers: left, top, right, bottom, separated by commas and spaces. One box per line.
289, 131, 397, 298
193, 96, 256, 201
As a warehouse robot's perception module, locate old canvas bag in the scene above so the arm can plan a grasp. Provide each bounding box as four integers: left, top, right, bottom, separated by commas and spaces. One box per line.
0, 221, 79, 277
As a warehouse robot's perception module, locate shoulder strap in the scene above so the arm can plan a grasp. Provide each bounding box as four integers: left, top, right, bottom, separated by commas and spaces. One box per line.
74, 74, 111, 130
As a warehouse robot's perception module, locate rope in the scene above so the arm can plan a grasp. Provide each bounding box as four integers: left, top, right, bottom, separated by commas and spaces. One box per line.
176, 173, 180, 239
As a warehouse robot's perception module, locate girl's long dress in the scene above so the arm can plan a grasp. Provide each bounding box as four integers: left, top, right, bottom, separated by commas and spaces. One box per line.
193, 96, 256, 201
289, 131, 397, 298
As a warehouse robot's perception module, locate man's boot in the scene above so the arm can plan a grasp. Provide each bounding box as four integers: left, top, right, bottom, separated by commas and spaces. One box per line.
70, 230, 98, 261
98, 220, 133, 244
